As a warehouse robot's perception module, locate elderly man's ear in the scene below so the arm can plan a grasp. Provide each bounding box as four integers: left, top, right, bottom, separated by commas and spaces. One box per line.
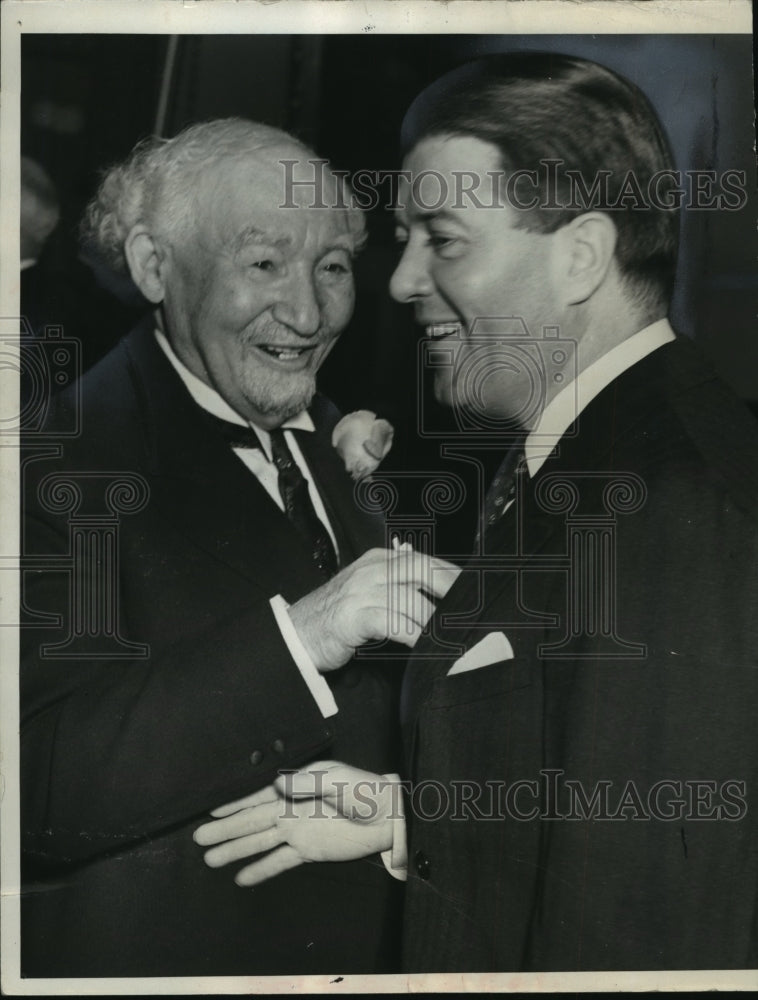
124, 225, 169, 304
554, 212, 618, 306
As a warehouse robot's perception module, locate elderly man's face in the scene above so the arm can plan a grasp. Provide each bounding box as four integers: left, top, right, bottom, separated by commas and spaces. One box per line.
162, 146, 360, 427
391, 134, 565, 430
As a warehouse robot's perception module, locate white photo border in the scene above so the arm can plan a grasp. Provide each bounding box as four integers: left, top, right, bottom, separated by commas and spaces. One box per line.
1, 1, 755, 994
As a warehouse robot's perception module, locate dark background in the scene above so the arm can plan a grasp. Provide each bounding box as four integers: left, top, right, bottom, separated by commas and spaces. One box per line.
21, 33, 758, 551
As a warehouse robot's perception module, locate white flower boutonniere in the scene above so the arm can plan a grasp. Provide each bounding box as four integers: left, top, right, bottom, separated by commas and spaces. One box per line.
332, 410, 394, 481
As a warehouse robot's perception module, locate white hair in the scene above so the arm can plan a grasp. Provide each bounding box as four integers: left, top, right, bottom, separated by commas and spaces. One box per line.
80, 117, 364, 274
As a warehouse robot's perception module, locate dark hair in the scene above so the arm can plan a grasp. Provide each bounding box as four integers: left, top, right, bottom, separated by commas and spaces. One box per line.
401, 53, 679, 311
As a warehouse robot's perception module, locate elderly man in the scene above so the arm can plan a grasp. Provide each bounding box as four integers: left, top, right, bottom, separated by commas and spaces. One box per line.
20, 118, 456, 977
197, 56, 758, 972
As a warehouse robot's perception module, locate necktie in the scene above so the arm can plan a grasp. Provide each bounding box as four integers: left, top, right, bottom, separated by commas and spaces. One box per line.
474, 439, 527, 550
268, 428, 339, 579
202, 412, 338, 578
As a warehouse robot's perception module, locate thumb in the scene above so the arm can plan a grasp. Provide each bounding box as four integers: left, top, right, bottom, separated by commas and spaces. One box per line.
273, 760, 345, 799
274, 761, 386, 817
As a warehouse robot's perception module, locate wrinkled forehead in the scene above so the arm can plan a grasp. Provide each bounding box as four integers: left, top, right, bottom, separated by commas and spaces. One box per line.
194, 145, 364, 252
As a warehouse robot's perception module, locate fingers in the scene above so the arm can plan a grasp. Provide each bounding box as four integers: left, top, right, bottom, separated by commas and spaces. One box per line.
275, 761, 386, 812
381, 587, 438, 639
388, 547, 461, 600
383, 612, 425, 649
421, 556, 461, 599
316, 765, 398, 823
234, 844, 304, 887
290, 546, 461, 668
426, 559, 461, 599
352, 548, 458, 604
208, 783, 280, 818
194, 800, 280, 847
202, 825, 283, 869
194, 763, 397, 885
272, 761, 394, 825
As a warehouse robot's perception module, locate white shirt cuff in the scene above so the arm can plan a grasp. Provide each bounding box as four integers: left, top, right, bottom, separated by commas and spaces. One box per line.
270, 595, 338, 719
380, 773, 408, 881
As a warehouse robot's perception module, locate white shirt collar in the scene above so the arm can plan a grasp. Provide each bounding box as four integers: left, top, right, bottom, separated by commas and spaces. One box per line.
154, 328, 314, 460
525, 319, 676, 478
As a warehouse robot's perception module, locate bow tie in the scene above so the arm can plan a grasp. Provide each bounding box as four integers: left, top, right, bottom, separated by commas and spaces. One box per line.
201, 411, 264, 450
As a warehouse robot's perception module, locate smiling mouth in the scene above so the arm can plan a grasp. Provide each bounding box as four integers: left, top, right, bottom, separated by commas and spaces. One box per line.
425, 323, 462, 340
256, 345, 316, 362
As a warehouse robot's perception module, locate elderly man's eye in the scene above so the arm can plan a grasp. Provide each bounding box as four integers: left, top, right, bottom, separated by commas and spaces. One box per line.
322, 260, 352, 275
428, 234, 455, 248
251, 259, 275, 271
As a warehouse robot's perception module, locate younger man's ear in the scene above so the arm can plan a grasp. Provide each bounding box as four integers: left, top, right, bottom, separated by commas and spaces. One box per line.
124, 225, 168, 304
556, 212, 617, 305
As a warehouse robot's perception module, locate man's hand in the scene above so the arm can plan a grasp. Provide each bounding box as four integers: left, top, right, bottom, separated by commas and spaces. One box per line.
194, 761, 398, 887
289, 546, 460, 672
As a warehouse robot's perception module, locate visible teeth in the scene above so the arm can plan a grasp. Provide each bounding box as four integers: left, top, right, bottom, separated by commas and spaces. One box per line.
260, 346, 306, 359
426, 324, 460, 340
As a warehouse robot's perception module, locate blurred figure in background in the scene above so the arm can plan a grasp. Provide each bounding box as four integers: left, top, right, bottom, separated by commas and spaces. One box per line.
20, 156, 60, 272
19, 153, 146, 373
20, 156, 61, 335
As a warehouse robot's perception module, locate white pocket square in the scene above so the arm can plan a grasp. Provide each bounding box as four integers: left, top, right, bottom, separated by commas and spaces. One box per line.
446, 631, 514, 675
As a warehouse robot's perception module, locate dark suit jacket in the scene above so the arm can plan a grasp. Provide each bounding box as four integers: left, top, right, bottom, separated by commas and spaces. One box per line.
20, 321, 402, 977
400, 337, 758, 972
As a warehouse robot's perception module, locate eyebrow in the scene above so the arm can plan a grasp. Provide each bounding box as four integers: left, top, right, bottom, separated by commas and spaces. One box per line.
234, 226, 292, 252
323, 232, 365, 252
394, 208, 458, 225
233, 226, 365, 257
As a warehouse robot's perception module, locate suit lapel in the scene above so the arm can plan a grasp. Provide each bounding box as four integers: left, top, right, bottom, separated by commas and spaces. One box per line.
402, 338, 700, 730
402, 475, 558, 732
124, 325, 327, 599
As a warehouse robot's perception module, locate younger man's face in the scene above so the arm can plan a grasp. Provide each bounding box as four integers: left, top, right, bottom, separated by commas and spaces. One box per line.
391, 134, 566, 430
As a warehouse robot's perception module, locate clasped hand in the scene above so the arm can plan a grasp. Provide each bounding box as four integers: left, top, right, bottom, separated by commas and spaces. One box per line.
289, 545, 460, 672
194, 761, 396, 887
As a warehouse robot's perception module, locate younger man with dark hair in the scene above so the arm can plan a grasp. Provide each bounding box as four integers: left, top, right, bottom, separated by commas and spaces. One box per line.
197, 55, 758, 973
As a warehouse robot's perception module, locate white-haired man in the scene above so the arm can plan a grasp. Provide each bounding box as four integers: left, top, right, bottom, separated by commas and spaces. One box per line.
20, 118, 456, 977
